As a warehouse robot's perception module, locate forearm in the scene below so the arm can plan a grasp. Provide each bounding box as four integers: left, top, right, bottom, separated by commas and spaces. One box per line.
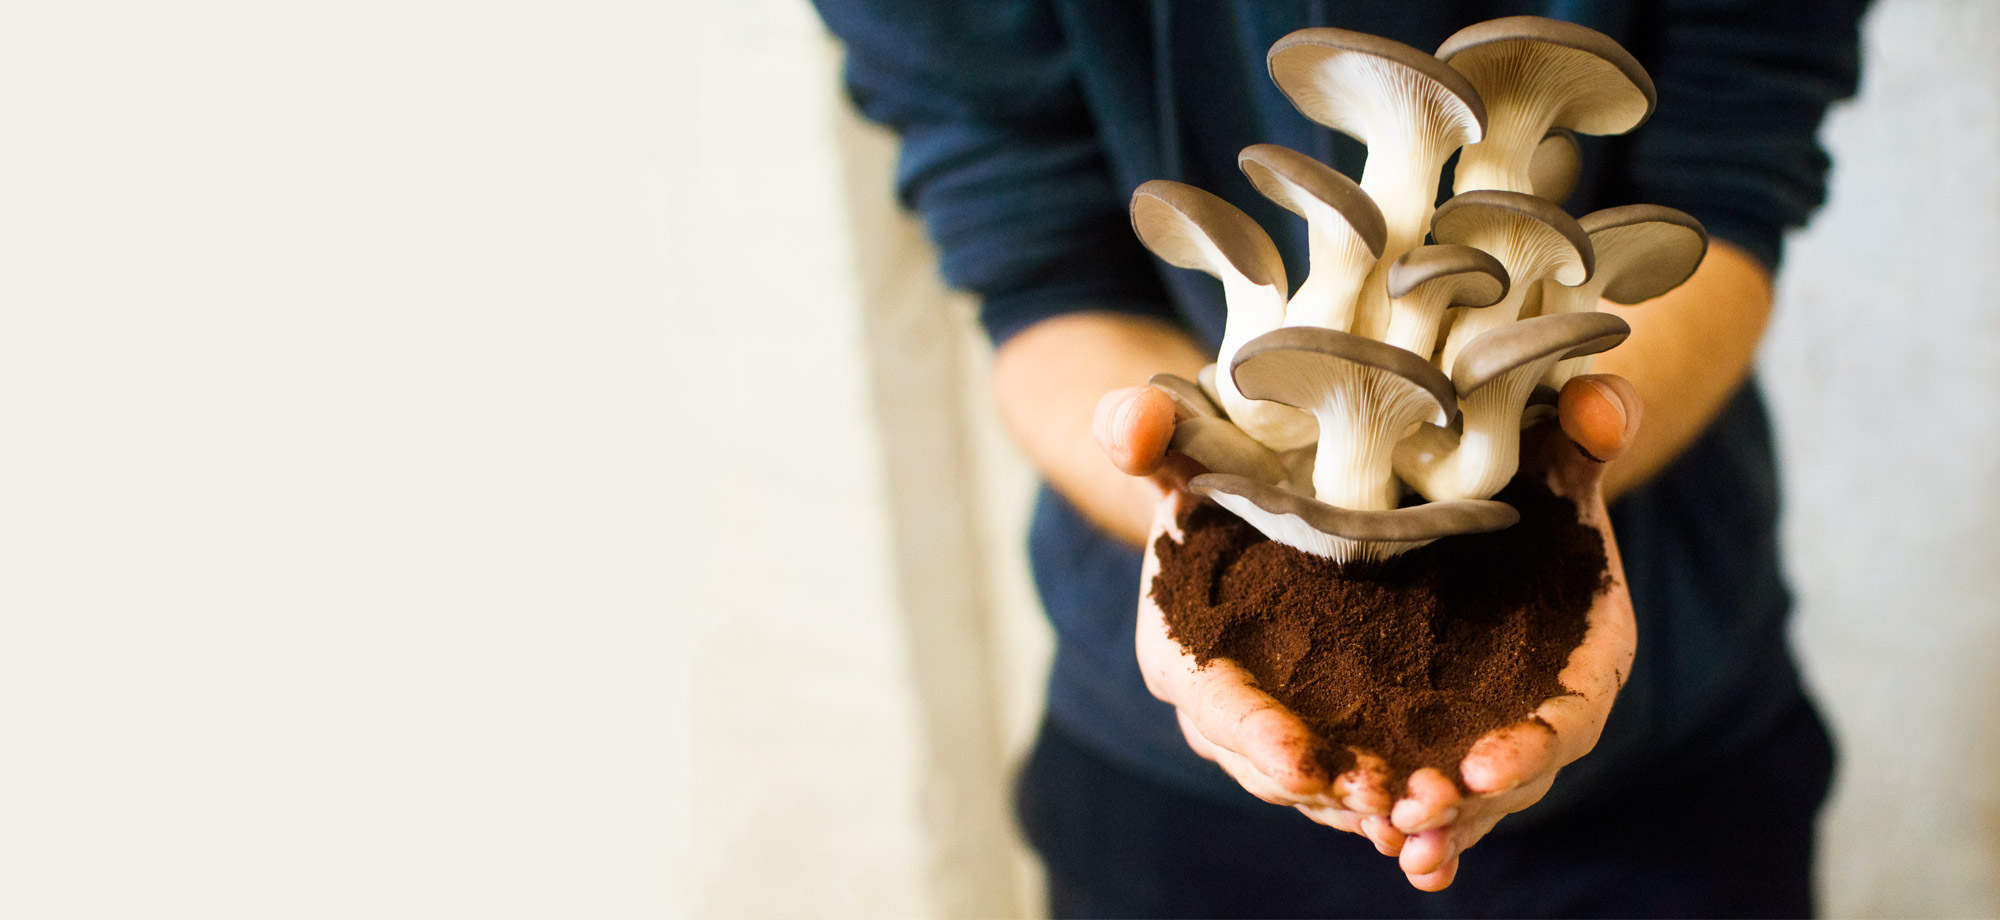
1591, 239, 1774, 501
993, 311, 1208, 547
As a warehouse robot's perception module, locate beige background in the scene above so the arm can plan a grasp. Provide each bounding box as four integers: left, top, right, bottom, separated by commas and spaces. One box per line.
2, 1, 1995, 918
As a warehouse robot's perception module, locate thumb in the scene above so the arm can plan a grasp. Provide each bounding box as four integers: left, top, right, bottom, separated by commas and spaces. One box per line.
1094, 385, 1178, 477
1536, 375, 1642, 497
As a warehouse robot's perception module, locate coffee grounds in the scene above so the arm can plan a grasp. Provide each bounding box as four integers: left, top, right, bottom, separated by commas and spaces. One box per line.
1150, 475, 1609, 796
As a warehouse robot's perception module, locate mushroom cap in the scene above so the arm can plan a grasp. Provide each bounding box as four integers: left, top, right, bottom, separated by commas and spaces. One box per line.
1577, 204, 1709, 303
1529, 128, 1582, 203
1267, 28, 1486, 149
1431, 189, 1595, 286
1130, 179, 1288, 289
1231, 326, 1458, 427
1190, 473, 1519, 557
1148, 373, 1222, 420
1237, 144, 1388, 259
1436, 16, 1656, 136
1451, 311, 1631, 395
1386, 244, 1508, 305
1169, 417, 1289, 485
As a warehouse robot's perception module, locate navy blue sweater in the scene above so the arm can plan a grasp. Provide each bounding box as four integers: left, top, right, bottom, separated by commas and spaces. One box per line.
816, 0, 1867, 816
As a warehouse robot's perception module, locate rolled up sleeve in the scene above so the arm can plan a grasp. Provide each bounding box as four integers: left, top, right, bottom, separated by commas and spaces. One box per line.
813, 0, 1175, 345
1619, 0, 1870, 270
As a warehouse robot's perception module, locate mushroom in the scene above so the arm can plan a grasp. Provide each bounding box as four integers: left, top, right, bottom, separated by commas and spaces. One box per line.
1429, 189, 1594, 372
1382, 244, 1509, 357
1130, 180, 1317, 450
1536, 205, 1708, 387
1147, 372, 1222, 420
1437, 16, 1656, 195
1168, 417, 1290, 486
1529, 128, 1581, 204
1267, 29, 1485, 265
1229, 326, 1456, 513
1238, 144, 1388, 332
1196, 363, 1225, 410
1189, 473, 1519, 564
1395, 311, 1631, 501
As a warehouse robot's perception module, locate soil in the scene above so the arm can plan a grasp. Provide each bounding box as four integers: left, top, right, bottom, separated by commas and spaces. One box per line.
1150, 475, 1610, 796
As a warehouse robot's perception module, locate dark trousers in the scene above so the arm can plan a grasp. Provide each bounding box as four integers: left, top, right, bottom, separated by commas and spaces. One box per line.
1015, 694, 1834, 919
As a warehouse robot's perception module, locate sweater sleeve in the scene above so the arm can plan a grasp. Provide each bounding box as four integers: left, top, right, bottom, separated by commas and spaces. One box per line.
811, 0, 1176, 345
1617, 0, 1870, 270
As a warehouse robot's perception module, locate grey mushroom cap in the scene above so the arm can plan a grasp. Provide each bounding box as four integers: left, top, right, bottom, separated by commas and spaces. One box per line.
1530, 128, 1582, 203
1436, 16, 1657, 136
1451, 311, 1631, 395
1130, 179, 1288, 289
1577, 205, 1710, 303
1190, 473, 1519, 551
1431, 189, 1597, 286
1231, 326, 1458, 427
1267, 28, 1487, 146
1148, 373, 1222, 420
1169, 418, 1289, 485
1386, 244, 1508, 305
1237, 144, 1388, 259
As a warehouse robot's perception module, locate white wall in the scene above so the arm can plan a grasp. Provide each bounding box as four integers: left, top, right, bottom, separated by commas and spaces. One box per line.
1766, 2, 2000, 916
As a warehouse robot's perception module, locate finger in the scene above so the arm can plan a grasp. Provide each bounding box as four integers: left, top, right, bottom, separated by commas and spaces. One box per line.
1459, 718, 1559, 796
1390, 767, 1463, 833
1332, 748, 1392, 816
1206, 730, 1315, 807
1360, 815, 1407, 857
1093, 385, 1177, 476
1398, 827, 1456, 878
1182, 661, 1333, 798
1404, 853, 1459, 892
1295, 803, 1366, 835
1557, 374, 1642, 464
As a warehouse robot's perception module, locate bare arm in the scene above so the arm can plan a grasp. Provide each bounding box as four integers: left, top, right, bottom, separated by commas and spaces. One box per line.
1592, 239, 1774, 501
991, 236, 1770, 544
991, 312, 1207, 547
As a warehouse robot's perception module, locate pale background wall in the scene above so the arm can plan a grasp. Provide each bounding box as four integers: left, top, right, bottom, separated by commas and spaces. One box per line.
0, 1, 1992, 918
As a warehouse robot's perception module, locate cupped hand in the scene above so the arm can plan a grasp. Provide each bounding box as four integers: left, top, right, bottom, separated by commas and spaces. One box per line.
1101, 374, 1643, 891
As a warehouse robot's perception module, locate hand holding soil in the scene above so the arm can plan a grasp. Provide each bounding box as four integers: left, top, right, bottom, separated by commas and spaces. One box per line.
1103, 375, 1641, 891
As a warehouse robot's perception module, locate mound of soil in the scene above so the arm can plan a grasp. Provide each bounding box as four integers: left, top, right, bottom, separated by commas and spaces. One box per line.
1150, 476, 1610, 795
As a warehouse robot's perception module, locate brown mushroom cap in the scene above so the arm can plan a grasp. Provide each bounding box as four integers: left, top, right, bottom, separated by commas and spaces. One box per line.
1430, 189, 1596, 286
1267, 29, 1487, 149
1436, 16, 1656, 136
1450, 311, 1631, 395
1237, 144, 1388, 259
1386, 244, 1509, 305
1230, 326, 1457, 428
1148, 373, 1221, 420
1130, 179, 1288, 289
1169, 417, 1289, 485
1577, 205, 1709, 303
1190, 473, 1519, 560
1529, 128, 1582, 204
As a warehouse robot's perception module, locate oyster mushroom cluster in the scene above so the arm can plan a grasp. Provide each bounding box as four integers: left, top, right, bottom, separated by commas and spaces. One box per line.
1138, 17, 1709, 564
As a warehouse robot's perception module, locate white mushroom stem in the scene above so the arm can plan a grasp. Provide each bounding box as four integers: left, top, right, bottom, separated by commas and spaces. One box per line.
1395, 372, 1542, 502
1397, 312, 1629, 501
1289, 212, 1377, 331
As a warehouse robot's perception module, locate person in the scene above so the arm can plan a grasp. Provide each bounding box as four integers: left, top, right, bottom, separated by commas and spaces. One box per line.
812, 2, 1870, 916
